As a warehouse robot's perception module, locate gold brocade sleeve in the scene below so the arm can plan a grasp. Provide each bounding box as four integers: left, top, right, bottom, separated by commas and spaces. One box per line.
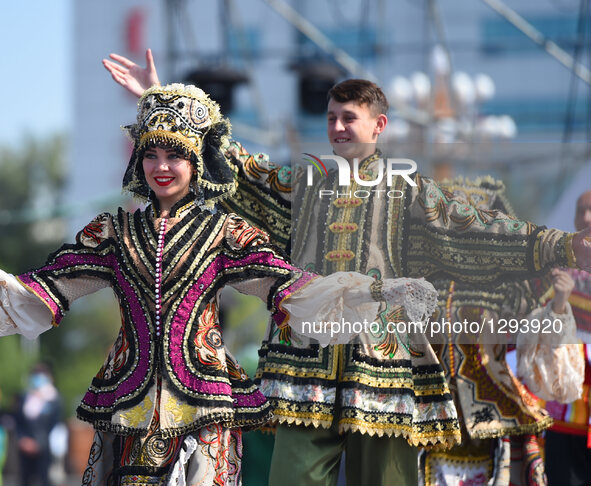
397, 174, 574, 286
219, 140, 291, 252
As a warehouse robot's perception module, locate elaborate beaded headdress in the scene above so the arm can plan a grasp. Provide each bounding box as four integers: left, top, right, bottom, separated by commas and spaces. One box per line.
122, 83, 236, 206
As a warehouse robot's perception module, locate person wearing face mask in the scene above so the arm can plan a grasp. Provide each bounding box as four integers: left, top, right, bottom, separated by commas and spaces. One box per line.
14, 363, 61, 486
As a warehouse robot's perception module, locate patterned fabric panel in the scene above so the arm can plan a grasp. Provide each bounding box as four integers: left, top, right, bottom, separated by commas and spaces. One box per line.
220, 141, 291, 252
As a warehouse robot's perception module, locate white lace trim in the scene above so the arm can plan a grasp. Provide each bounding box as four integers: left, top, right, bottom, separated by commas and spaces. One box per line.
517, 301, 584, 403
167, 435, 198, 486
381, 277, 438, 323
283, 272, 438, 347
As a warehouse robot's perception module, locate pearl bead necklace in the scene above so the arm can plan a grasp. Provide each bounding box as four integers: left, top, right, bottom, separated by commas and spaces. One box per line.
155, 218, 167, 338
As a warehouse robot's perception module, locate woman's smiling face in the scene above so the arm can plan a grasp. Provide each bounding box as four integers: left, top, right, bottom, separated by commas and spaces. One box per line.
142, 146, 193, 209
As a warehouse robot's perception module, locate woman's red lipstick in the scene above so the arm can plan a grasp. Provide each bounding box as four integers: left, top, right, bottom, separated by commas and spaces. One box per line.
154, 177, 174, 186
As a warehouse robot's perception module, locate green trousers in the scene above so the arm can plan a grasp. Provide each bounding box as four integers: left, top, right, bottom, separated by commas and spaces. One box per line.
269, 423, 418, 486
242, 430, 274, 486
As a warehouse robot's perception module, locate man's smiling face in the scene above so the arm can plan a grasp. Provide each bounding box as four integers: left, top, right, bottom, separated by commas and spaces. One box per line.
327, 98, 386, 162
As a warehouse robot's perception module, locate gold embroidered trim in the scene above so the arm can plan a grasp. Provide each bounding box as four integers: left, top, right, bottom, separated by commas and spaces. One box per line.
566, 232, 577, 268
138, 130, 203, 162
328, 222, 359, 234
533, 231, 544, 271
333, 197, 362, 208
175, 201, 196, 217
270, 412, 333, 429
324, 250, 355, 262
339, 421, 461, 448
469, 415, 553, 439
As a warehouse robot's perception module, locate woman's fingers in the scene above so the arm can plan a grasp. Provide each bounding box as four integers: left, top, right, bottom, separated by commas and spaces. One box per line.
103, 60, 128, 76
146, 48, 155, 69
108, 53, 136, 68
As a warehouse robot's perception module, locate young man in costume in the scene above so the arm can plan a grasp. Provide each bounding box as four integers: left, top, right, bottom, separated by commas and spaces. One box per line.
0, 81, 440, 486
104, 52, 589, 486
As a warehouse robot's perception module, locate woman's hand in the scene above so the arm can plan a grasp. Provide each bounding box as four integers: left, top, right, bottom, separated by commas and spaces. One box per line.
102, 48, 160, 98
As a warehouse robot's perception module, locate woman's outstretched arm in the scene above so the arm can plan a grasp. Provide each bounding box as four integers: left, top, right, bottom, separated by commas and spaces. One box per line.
103, 48, 160, 97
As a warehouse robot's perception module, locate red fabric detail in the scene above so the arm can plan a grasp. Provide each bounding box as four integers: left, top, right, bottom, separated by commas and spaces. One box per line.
126, 8, 144, 55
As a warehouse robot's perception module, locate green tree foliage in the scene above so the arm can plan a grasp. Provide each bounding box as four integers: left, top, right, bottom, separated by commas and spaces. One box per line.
0, 135, 67, 272
0, 135, 119, 415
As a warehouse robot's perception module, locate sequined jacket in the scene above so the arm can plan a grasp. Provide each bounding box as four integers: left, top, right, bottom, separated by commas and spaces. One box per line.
11, 196, 313, 438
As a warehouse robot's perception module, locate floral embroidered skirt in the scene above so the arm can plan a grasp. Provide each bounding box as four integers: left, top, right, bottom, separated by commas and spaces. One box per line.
82, 425, 243, 486
418, 434, 546, 486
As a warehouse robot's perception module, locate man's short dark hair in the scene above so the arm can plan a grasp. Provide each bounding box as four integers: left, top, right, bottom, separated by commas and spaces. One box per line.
328, 79, 389, 115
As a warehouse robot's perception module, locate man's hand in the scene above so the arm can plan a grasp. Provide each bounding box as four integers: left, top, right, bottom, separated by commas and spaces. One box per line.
102, 48, 160, 98
572, 225, 591, 272
551, 268, 574, 314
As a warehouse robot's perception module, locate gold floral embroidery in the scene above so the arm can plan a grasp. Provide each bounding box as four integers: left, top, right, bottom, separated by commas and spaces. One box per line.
119, 393, 154, 428
333, 197, 362, 208
164, 395, 201, 426
194, 303, 224, 370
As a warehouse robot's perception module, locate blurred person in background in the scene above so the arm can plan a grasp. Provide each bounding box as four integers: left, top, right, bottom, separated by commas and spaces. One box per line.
416, 178, 582, 486
15, 363, 61, 486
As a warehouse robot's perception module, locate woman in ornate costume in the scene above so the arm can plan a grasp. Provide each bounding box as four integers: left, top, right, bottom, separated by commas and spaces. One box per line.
0, 83, 443, 485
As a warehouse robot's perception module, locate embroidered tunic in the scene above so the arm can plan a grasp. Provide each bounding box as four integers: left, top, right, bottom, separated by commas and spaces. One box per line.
220, 141, 291, 251
432, 178, 583, 441
409, 178, 583, 486
226, 144, 578, 448
2, 197, 314, 438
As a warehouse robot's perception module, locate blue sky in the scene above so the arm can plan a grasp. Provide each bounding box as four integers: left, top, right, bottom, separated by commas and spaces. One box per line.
1, 0, 71, 147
